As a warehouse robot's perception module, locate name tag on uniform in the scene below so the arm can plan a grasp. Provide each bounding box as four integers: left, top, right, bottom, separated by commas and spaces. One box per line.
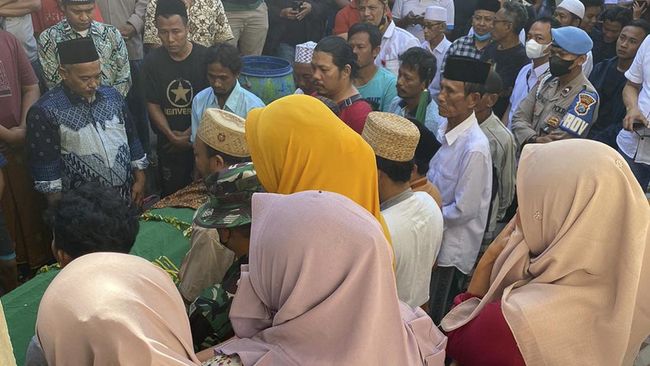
559, 91, 599, 137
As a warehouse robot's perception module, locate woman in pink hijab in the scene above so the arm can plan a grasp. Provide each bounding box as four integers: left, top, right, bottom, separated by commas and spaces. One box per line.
211, 190, 447, 365
441, 139, 650, 366
35, 252, 209, 366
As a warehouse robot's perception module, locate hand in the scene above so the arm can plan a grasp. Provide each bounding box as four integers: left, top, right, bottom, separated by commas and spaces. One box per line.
483, 214, 518, 263
118, 23, 136, 39
404, 12, 421, 26
0, 141, 10, 155
467, 214, 519, 298
280, 7, 299, 20
534, 135, 554, 143
623, 107, 649, 131
131, 178, 145, 207
634, 1, 648, 20
546, 130, 567, 141
296, 2, 312, 20
164, 131, 192, 152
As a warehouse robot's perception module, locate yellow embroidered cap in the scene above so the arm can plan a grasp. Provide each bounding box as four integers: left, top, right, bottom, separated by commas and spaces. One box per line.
361, 112, 420, 162
197, 108, 249, 158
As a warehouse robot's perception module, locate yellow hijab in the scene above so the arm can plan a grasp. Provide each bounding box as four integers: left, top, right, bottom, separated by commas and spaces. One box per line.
245, 94, 390, 240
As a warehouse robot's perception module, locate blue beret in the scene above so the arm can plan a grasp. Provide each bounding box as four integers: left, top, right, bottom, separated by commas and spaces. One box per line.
551, 27, 593, 55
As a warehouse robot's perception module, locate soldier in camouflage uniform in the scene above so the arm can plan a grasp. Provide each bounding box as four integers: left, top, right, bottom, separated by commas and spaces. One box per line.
186, 162, 264, 350
178, 108, 250, 304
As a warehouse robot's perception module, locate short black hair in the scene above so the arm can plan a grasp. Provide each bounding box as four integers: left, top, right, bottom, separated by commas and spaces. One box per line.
477, 69, 503, 95
348, 22, 383, 49
206, 43, 242, 74
601, 6, 632, 27
154, 0, 189, 25
534, 15, 562, 29
408, 118, 441, 176
502, 1, 529, 34
464, 81, 484, 96
376, 156, 414, 183
398, 47, 437, 85
625, 19, 650, 36
580, 0, 604, 8
205, 144, 251, 165
46, 183, 139, 259
315, 36, 360, 78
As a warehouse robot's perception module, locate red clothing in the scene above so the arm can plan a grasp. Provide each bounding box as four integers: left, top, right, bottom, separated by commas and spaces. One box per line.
446, 293, 526, 366
32, 0, 104, 35
0, 30, 38, 128
333, 1, 391, 35
339, 99, 371, 134
333, 2, 359, 35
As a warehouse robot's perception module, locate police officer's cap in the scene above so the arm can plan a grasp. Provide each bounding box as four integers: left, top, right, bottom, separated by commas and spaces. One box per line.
551, 26, 593, 56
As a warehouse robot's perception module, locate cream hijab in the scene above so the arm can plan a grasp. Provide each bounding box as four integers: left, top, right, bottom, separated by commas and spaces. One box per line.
215, 191, 447, 365
36, 253, 201, 366
0, 302, 16, 366
442, 139, 650, 365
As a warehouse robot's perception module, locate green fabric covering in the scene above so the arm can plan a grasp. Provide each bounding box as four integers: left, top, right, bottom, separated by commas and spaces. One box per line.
1, 208, 195, 366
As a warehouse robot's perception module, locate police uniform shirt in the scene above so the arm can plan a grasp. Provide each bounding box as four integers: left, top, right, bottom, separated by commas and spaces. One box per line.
511, 71, 600, 148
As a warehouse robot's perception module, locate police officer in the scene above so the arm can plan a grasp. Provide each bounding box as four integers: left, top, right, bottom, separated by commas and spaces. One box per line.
511, 26, 599, 148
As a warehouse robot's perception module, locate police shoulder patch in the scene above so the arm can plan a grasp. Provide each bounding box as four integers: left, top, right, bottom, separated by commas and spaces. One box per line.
559, 90, 599, 137
574, 92, 597, 116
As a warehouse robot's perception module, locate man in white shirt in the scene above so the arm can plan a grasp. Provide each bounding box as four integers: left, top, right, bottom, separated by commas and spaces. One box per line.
619, 35, 650, 191
554, 0, 594, 75
392, 0, 454, 42
421, 6, 452, 100
505, 16, 557, 127
362, 111, 443, 309
358, 0, 421, 75
427, 55, 492, 323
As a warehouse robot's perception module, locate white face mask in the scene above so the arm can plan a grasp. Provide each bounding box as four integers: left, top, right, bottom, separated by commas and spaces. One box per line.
525, 39, 550, 59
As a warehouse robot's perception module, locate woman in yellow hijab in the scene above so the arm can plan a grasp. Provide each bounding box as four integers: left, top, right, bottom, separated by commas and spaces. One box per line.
245, 94, 390, 240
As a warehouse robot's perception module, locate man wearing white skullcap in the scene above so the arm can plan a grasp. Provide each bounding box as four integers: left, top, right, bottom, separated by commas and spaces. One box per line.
554, 0, 584, 26
392, 0, 454, 42
293, 41, 317, 95
421, 6, 451, 100
554, 0, 594, 76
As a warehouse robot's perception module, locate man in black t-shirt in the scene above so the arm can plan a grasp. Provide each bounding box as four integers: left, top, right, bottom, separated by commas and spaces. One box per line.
142, 0, 208, 197
481, 1, 529, 119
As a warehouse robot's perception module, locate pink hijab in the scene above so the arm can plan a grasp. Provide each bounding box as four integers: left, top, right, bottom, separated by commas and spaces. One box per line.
36, 253, 201, 366
442, 139, 650, 365
215, 190, 447, 365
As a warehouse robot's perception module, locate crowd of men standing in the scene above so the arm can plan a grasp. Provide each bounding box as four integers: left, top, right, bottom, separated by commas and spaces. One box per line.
1, 0, 650, 346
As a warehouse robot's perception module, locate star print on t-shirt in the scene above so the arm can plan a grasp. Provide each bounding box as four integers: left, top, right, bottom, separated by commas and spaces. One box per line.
167, 79, 193, 108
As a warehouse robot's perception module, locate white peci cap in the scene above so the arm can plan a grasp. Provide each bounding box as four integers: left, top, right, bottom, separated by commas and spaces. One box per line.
557, 0, 585, 19
424, 6, 447, 22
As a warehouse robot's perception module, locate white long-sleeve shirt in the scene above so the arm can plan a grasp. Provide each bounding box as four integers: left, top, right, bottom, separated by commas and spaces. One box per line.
375, 21, 421, 76
427, 113, 492, 274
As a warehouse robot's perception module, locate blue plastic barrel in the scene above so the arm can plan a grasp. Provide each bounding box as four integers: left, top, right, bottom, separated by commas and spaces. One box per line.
239, 56, 296, 105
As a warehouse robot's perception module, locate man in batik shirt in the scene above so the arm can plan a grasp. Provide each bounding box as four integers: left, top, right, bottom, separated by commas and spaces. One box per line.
26, 37, 147, 206
38, 0, 131, 96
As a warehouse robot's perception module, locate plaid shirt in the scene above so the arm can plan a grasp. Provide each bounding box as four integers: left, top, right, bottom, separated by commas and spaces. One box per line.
441, 35, 487, 72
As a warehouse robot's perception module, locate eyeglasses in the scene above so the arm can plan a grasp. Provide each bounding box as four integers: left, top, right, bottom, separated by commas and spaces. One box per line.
493, 19, 512, 24
423, 21, 445, 29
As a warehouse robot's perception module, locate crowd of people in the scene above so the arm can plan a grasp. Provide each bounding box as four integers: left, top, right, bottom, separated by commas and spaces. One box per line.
1, 0, 650, 364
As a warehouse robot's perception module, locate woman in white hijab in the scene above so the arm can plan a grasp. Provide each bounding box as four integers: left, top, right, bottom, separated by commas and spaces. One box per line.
442, 139, 650, 366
